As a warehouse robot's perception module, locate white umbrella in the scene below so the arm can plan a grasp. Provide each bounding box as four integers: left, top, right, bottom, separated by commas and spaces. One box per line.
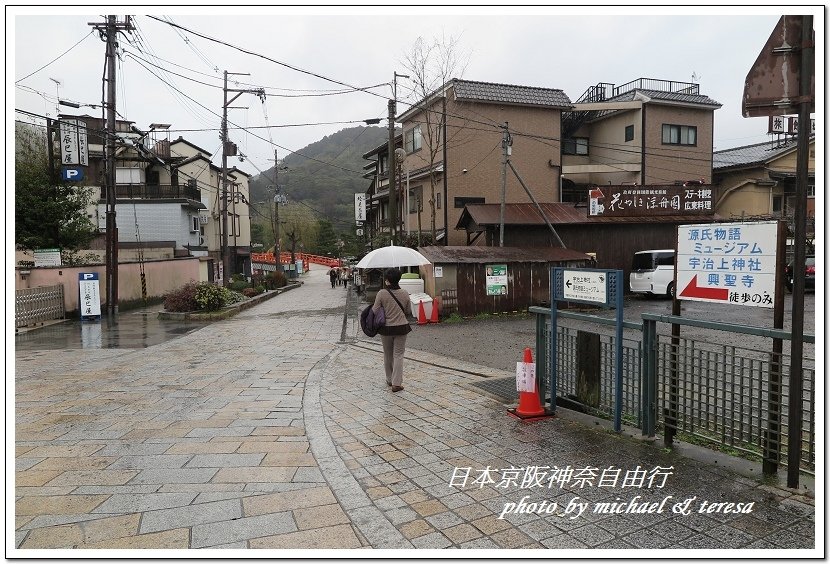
355, 244, 431, 269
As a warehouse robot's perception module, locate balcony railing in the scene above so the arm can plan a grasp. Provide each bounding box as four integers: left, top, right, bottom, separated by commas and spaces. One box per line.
105, 184, 202, 200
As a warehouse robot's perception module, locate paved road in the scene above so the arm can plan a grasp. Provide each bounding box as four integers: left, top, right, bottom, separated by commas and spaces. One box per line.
13, 265, 817, 553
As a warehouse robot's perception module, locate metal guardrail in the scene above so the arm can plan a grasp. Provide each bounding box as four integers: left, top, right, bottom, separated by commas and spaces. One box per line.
15, 285, 65, 328
531, 306, 816, 475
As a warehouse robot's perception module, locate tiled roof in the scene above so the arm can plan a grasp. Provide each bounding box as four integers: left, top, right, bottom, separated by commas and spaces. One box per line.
452, 79, 572, 108
713, 138, 800, 170
610, 88, 721, 107
417, 245, 592, 264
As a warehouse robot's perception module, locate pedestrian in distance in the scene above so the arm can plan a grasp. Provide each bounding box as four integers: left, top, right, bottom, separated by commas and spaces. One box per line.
329, 268, 337, 288
373, 268, 412, 392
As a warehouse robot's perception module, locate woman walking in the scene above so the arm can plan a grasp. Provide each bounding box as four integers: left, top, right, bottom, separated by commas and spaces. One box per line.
372, 269, 411, 392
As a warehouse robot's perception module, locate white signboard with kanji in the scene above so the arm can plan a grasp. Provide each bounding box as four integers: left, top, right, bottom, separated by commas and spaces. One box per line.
677, 221, 778, 308
355, 193, 367, 222
59, 119, 88, 166
563, 270, 607, 304
78, 272, 101, 318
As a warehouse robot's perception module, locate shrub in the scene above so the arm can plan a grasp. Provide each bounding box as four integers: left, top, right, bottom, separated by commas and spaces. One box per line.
255, 285, 266, 294
230, 280, 250, 292
194, 282, 226, 311
242, 287, 259, 298
223, 289, 246, 305
266, 271, 287, 289
164, 281, 199, 312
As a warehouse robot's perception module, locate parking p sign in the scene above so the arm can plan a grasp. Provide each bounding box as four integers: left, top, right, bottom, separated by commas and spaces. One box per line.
62, 167, 84, 182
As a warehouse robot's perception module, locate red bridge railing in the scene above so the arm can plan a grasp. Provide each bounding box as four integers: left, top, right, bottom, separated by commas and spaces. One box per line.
251, 252, 341, 269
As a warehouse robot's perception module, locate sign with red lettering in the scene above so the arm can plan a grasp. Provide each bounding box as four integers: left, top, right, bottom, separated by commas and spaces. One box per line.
676, 221, 778, 307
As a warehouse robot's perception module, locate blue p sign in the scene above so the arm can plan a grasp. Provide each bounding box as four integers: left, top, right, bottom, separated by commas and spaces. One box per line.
62, 167, 84, 182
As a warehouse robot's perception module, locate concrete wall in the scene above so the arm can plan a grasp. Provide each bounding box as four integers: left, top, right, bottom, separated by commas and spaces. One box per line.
15, 257, 202, 314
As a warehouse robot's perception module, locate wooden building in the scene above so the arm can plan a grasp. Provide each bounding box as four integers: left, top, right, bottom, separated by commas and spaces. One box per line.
455, 200, 721, 288
417, 246, 592, 316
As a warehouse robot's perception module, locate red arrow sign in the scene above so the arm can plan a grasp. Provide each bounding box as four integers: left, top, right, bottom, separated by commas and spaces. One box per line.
679, 275, 729, 301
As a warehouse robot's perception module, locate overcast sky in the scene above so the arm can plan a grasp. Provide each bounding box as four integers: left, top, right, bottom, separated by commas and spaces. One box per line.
10, 6, 820, 179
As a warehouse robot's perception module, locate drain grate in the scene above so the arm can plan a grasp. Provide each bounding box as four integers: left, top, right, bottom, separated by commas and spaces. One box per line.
469, 377, 518, 402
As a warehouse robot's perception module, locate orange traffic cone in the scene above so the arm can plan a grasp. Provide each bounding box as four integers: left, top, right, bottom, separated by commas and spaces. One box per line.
508, 348, 552, 421
429, 298, 439, 323
417, 300, 428, 325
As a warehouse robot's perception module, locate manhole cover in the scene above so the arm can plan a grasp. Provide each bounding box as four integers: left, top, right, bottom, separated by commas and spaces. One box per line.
469, 377, 518, 402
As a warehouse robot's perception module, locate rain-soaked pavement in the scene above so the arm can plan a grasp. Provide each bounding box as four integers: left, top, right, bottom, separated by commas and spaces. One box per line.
14, 306, 204, 351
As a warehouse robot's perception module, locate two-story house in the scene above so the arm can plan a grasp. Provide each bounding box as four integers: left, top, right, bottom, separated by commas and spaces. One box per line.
394, 79, 573, 246
712, 135, 815, 220
361, 133, 402, 245
64, 114, 252, 280
560, 78, 722, 201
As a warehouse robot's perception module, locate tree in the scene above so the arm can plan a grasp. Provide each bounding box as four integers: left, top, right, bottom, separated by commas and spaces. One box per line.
401, 34, 469, 240
15, 122, 98, 254
314, 219, 338, 257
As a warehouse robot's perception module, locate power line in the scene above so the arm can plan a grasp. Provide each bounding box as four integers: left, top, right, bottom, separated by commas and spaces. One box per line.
145, 16, 391, 100
15, 30, 96, 83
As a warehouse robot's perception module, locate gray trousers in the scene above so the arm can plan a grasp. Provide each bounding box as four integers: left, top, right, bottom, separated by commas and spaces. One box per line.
381, 334, 408, 386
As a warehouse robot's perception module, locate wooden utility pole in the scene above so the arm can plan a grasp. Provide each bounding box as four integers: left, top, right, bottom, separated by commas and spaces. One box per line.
499, 123, 510, 247
90, 15, 133, 316
221, 71, 263, 285
387, 99, 396, 244
273, 149, 282, 272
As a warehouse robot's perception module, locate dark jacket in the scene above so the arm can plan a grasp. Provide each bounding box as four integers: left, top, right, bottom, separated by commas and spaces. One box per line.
360, 304, 385, 337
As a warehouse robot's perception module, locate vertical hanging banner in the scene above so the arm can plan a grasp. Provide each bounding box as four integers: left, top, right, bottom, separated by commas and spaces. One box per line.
78, 272, 101, 319
355, 193, 367, 222
59, 119, 89, 166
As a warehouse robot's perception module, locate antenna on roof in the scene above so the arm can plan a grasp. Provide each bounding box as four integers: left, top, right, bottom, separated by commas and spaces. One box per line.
691, 71, 701, 83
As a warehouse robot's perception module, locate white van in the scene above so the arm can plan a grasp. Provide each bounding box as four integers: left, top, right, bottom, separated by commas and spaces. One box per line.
630, 250, 676, 298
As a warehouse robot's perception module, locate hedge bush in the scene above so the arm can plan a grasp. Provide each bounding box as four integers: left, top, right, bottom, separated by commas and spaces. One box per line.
195, 283, 226, 311
229, 280, 250, 293
163, 281, 199, 312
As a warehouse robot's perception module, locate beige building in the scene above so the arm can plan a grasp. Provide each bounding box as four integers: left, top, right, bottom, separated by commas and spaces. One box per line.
365, 78, 723, 248
395, 79, 572, 246
560, 79, 722, 200
713, 136, 815, 221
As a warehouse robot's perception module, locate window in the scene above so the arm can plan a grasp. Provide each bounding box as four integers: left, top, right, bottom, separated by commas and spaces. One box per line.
807, 184, 815, 197
562, 137, 589, 155
380, 154, 388, 175
772, 196, 783, 213
115, 167, 143, 184
409, 186, 423, 214
454, 196, 485, 209
662, 124, 697, 146
625, 125, 634, 142
404, 125, 422, 153
191, 216, 200, 233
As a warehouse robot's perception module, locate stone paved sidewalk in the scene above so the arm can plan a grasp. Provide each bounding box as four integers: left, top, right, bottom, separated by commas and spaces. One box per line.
12, 265, 817, 555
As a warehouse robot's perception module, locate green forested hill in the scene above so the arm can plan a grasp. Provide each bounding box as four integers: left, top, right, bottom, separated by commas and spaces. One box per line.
249, 126, 391, 232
